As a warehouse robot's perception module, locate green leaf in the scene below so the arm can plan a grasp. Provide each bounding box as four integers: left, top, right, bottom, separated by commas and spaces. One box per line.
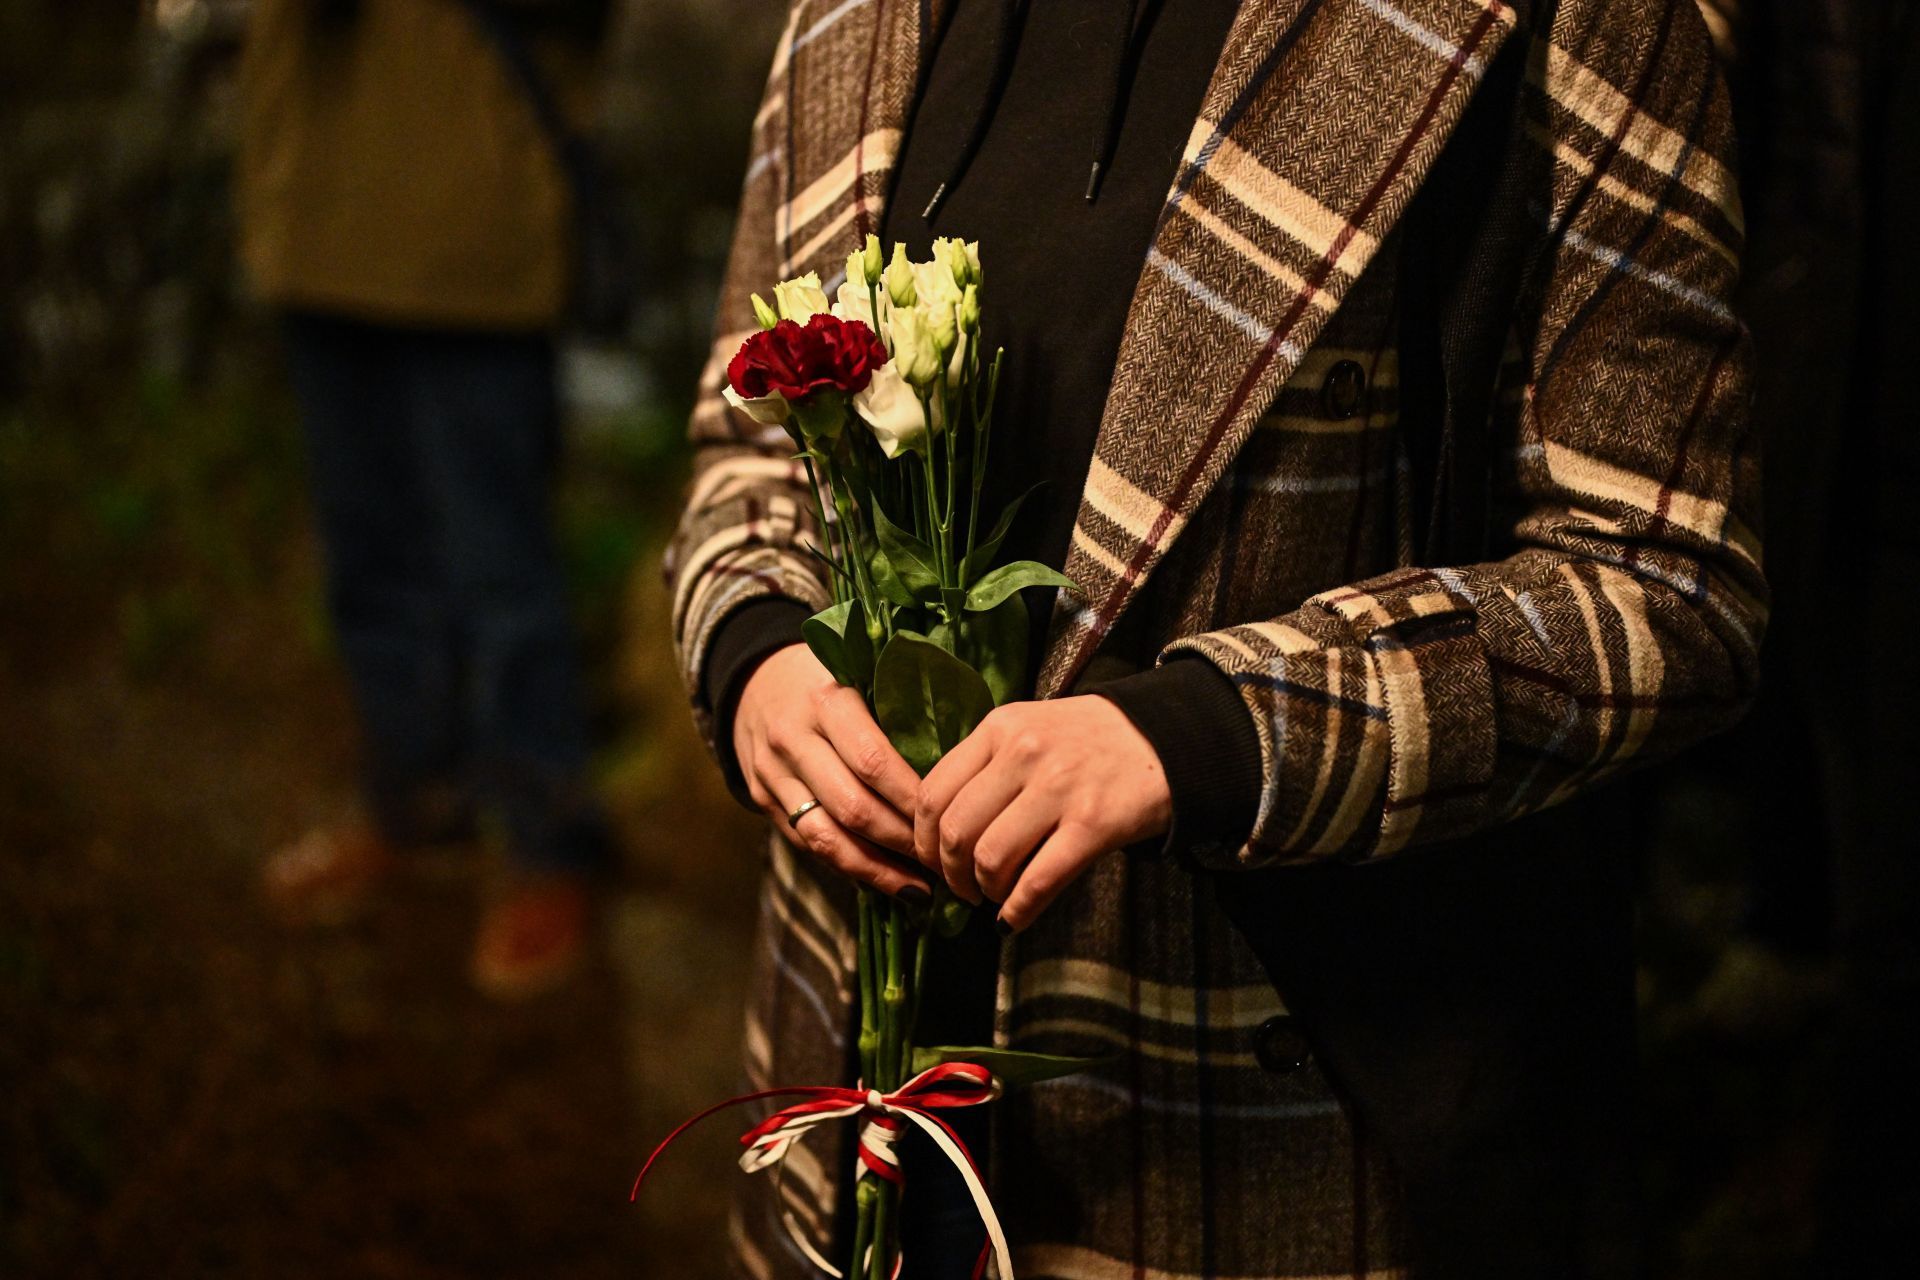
809, 597, 875, 689
801, 600, 862, 689
964, 560, 1078, 613
874, 502, 942, 602
908, 1045, 1118, 1090
872, 632, 995, 776
932, 596, 1028, 706
869, 543, 917, 607
959, 484, 1039, 586
965, 595, 1029, 705
842, 599, 875, 686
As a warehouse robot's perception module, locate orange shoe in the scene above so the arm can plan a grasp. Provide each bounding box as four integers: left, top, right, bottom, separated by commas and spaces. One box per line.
262, 821, 398, 926
469, 875, 591, 1001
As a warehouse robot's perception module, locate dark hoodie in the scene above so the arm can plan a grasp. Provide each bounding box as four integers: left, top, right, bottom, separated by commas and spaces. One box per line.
707, 0, 1260, 857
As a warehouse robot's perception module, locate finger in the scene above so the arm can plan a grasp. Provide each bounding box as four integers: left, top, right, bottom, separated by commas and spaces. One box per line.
937, 759, 1033, 905
995, 823, 1105, 934
780, 733, 915, 854
913, 727, 998, 871
969, 789, 1060, 905
766, 771, 930, 900
741, 731, 774, 810
815, 686, 920, 817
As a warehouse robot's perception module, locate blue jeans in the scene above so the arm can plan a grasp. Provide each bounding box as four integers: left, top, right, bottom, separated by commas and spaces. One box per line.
280, 312, 606, 875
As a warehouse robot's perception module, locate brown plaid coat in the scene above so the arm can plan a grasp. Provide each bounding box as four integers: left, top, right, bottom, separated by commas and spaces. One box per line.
665, 1, 1762, 1276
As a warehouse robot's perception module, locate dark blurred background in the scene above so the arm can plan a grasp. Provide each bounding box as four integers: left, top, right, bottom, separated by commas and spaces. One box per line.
0, 1, 1909, 1277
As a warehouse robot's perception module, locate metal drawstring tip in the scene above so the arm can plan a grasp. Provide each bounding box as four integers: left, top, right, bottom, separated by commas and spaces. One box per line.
1085, 162, 1104, 203
921, 183, 948, 222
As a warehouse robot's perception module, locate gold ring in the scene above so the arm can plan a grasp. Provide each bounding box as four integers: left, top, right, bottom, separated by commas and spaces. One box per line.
787, 798, 823, 827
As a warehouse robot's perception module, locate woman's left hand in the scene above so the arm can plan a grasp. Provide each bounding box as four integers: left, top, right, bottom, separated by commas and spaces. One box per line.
911, 696, 1171, 933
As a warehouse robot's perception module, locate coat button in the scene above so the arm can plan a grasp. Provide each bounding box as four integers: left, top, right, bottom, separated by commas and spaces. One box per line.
1253, 1015, 1311, 1074
1320, 359, 1367, 420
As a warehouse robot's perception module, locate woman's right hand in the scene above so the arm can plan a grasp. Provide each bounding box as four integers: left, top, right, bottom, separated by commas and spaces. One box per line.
732, 643, 932, 900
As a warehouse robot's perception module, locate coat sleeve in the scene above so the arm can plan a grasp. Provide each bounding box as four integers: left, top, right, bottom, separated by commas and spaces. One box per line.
1161, 0, 1767, 868
663, 14, 832, 757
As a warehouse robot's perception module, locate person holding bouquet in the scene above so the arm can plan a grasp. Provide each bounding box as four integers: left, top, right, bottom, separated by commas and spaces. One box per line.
665, 1, 1761, 1276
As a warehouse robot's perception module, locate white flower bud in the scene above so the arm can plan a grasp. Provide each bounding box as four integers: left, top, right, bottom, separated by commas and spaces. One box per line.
884, 243, 918, 309
771, 272, 829, 322
888, 307, 942, 388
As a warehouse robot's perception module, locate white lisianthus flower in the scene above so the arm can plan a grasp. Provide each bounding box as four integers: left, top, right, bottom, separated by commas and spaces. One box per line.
910, 258, 963, 311
912, 296, 970, 381
945, 316, 972, 382
830, 279, 885, 333
931, 236, 981, 288
852, 364, 938, 457
923, 298, 958, 361
888, 306, 943, 387
722, 383, 792, 427
771, 272, 830, 322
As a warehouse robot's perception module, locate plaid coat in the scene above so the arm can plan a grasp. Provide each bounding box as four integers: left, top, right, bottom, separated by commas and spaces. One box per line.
665, 1, 1762, 1276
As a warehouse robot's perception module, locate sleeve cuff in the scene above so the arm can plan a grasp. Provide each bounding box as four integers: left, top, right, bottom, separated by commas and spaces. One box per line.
1090, 657, 1263, 861
702, 598, 812, 808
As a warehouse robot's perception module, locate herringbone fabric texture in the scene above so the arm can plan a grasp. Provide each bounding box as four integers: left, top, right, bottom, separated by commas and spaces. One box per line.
663, 1, 1762, 1276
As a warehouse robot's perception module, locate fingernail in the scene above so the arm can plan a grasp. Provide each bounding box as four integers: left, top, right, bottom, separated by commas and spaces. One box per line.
896, 885, 932, 906
995, 915, 1016, 937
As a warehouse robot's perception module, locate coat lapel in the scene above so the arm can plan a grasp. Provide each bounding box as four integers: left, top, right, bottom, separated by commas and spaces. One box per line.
1034, 0, 1521, 697
775, 0, 1521, 697
771, 0, 937, 280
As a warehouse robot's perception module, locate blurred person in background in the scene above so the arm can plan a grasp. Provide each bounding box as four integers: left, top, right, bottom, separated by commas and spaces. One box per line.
234, 0, 615, 999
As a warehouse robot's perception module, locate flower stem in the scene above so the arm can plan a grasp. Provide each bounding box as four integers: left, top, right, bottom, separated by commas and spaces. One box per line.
906, 922, 932, 1053
917, 430, 947, 591
826, 463, 882, 635
964, 351, 1002, 578
856, 890, 879, 1086
880, 904, 906, 1090
869, 1181, 894, 1280
850, 1179, 877, 1280
801, 452, 846, 605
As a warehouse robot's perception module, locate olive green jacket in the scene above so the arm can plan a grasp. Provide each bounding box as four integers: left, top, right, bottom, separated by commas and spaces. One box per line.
236, 0, 588, 329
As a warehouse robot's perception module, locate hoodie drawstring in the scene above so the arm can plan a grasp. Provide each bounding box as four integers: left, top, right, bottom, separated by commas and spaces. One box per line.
923, 0, 1150, 221
922, 0, 1025, 221
1086, 0, 1150, 202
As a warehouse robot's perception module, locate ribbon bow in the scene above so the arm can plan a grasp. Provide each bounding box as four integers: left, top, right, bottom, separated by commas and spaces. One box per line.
632, 1062, 1011, 1280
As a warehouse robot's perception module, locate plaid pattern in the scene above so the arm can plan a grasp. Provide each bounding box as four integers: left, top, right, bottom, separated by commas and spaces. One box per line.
664, 1, 1761, 1276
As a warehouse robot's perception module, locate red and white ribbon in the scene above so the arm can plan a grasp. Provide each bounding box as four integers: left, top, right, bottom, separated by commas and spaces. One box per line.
632, 1062, 1010, 1280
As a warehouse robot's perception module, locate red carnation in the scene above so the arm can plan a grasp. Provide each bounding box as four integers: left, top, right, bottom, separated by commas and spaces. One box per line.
727, 314, 888, 406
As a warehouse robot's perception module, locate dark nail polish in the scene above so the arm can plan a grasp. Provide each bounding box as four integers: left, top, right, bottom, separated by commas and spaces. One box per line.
896, 885, 932, 906
995, 915, 1015, 937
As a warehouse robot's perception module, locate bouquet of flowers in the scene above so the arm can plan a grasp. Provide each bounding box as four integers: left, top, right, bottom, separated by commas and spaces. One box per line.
636, 238, 1092, 1280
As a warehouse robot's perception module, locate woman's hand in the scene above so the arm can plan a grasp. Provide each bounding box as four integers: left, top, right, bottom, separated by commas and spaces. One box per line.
912, 696, 1172, 933
732, 643, 932, 899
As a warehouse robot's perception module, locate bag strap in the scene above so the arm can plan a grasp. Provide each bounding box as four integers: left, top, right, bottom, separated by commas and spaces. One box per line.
455, 0, 600, 204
